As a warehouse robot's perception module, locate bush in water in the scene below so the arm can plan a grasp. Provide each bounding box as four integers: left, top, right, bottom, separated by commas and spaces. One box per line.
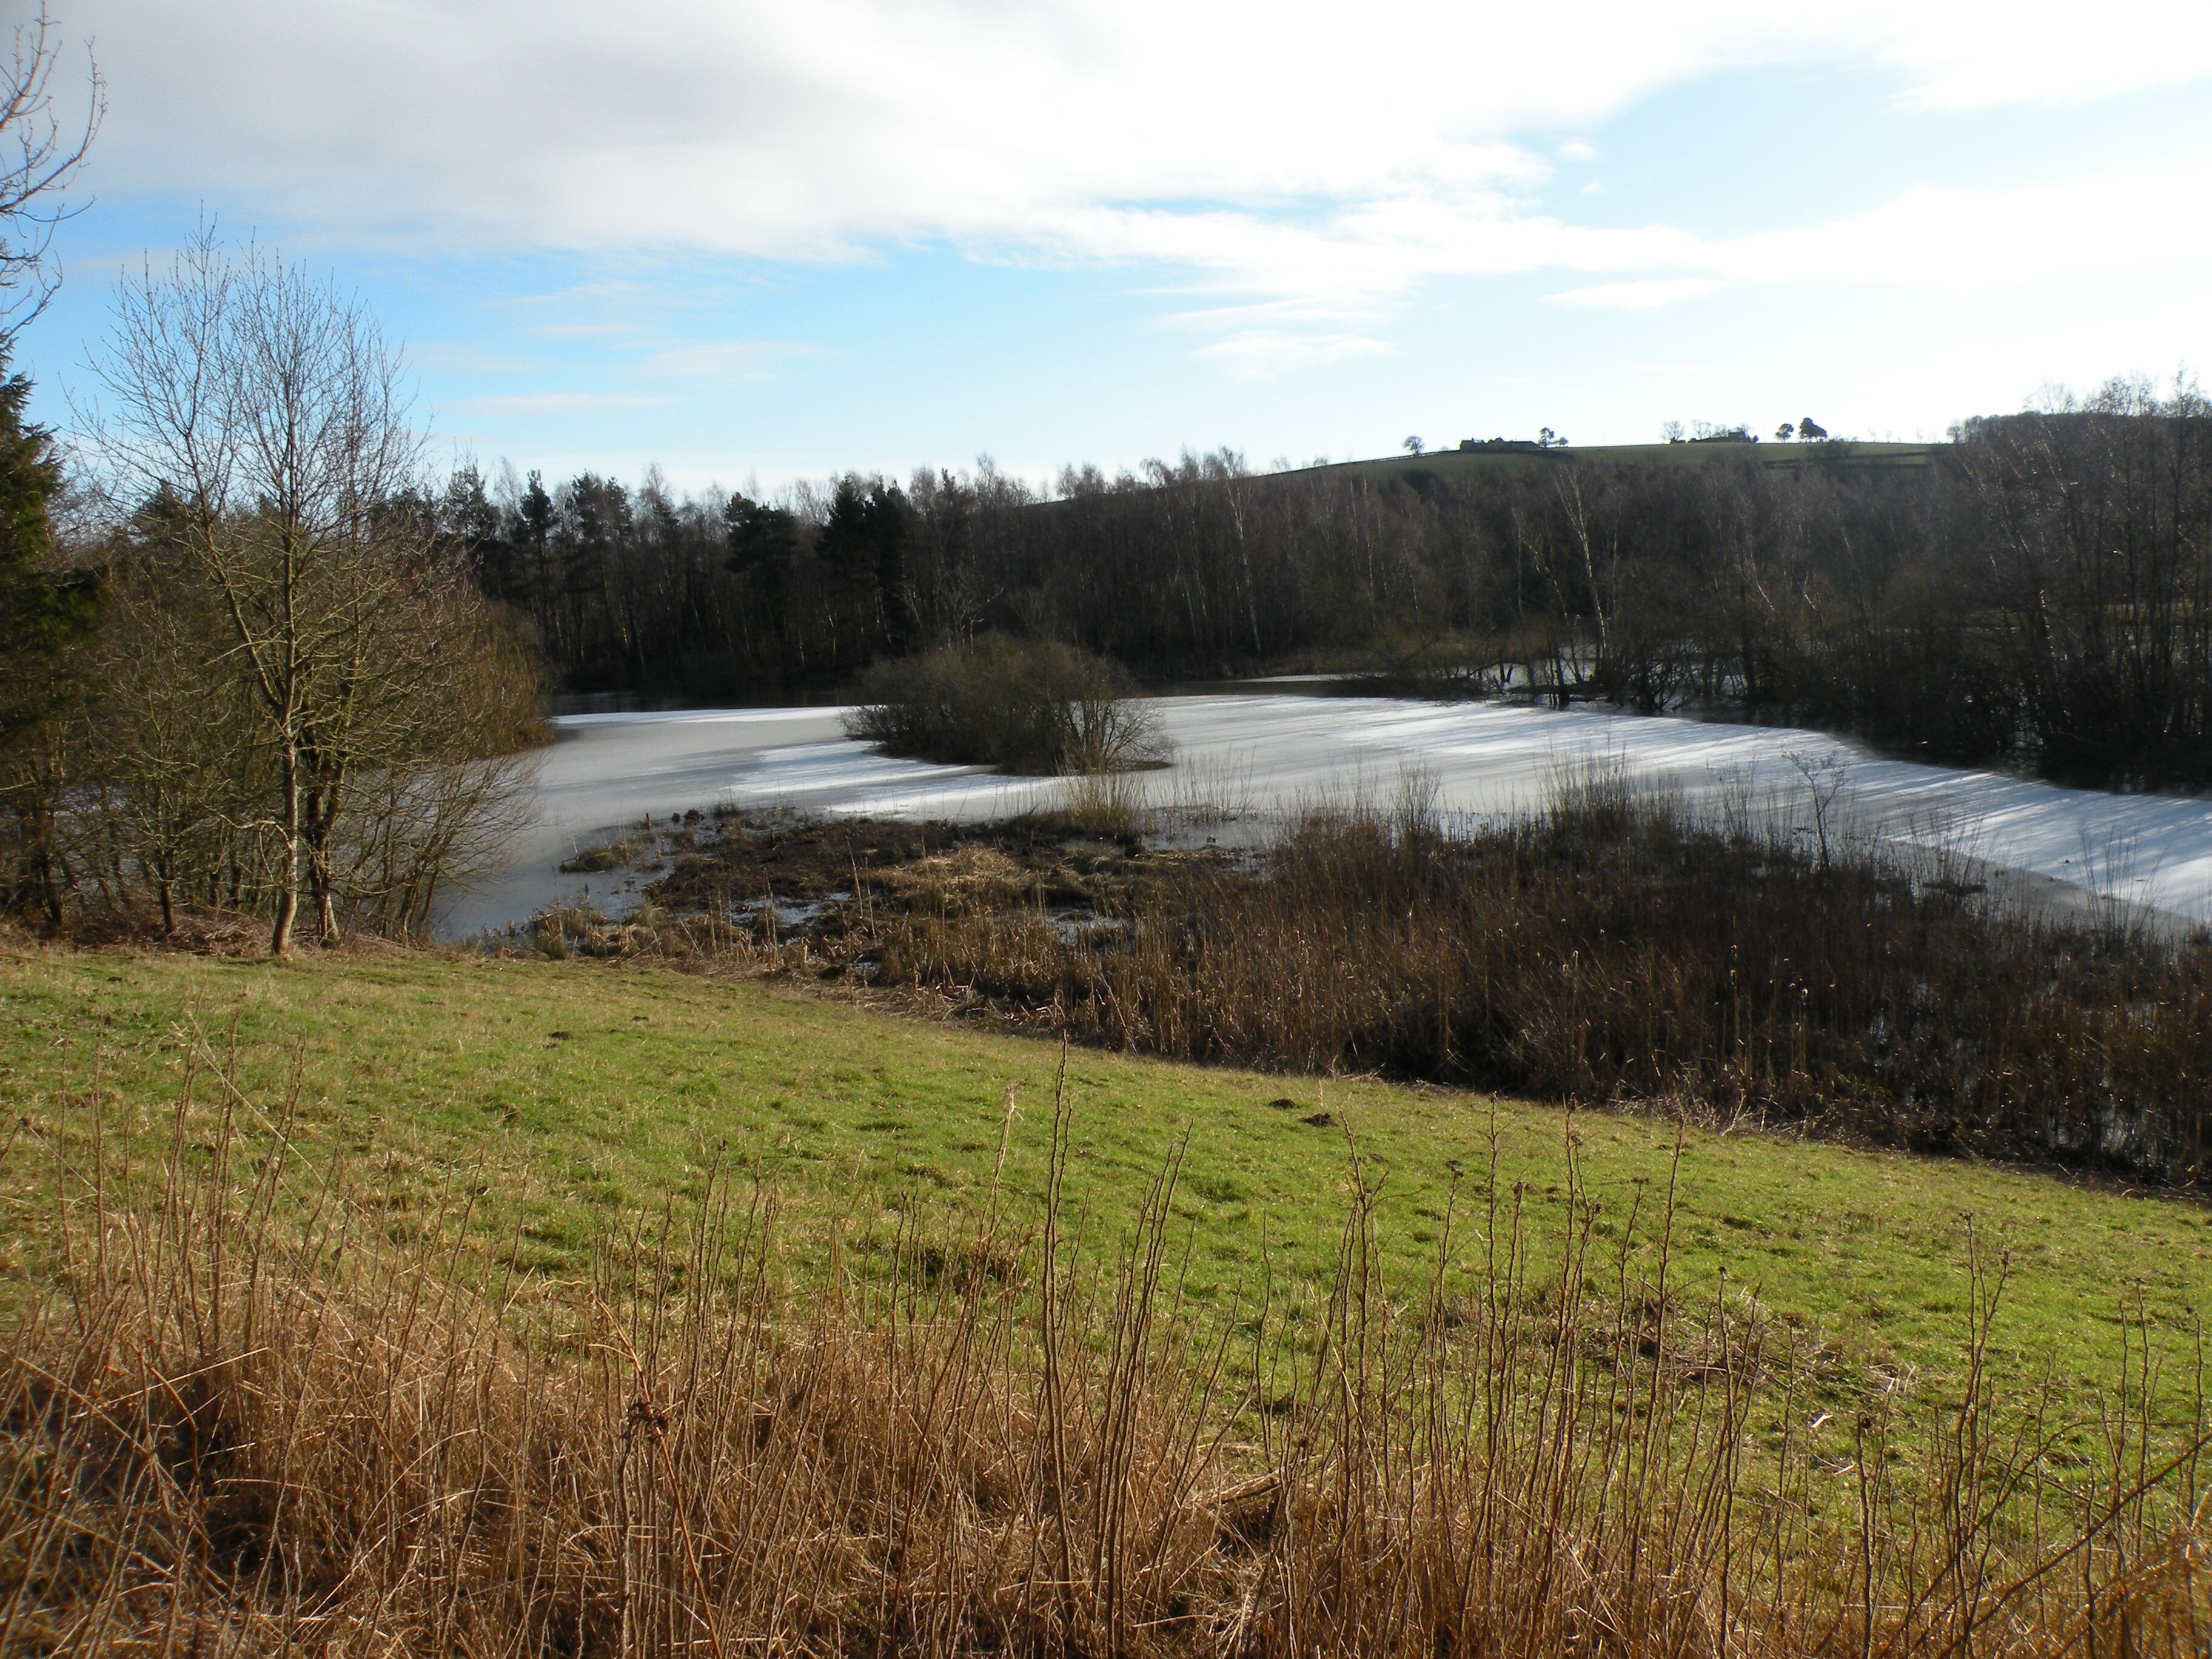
845, 634, 1172, 775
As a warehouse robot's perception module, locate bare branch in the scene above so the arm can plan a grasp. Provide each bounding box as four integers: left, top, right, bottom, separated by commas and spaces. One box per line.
0, 4, 104, 343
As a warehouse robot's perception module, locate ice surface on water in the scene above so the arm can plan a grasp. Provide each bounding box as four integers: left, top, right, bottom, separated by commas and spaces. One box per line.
435, 695, 2212, 939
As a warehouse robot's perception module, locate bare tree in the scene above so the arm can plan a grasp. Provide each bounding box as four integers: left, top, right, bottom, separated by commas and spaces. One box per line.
302, 565, 543, 937
74, 548, 256, 933
83, 231, 537, 951
0, 5, 102, 343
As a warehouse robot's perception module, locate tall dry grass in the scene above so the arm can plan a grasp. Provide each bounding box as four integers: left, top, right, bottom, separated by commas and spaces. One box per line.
3, 1045, 2208, 1655
876, 783, 2212, 1187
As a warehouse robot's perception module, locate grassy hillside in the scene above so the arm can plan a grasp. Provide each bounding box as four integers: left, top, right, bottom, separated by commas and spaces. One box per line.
8, 939, 2208, 1651
1304, 438, 1935, 488
4, 940, 2204, 1406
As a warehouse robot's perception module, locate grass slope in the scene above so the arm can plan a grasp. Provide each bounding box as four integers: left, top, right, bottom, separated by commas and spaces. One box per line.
4, 943, 2206, 1409
1306, 438, 1935, 486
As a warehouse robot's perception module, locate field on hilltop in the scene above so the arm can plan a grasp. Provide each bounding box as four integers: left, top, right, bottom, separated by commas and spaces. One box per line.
1307, 437, 1937, 487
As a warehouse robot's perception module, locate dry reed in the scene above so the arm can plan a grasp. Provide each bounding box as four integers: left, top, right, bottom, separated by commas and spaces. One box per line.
2, 1041, 2207, 1655
873, 785, 2212, 1187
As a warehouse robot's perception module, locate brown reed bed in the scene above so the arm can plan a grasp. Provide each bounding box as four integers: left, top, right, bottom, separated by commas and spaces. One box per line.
4, 1042, 2208, 1656
545, 779, 2212, 1190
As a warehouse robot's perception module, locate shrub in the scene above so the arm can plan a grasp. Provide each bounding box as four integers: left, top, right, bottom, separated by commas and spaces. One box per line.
845, 635, 1172, 775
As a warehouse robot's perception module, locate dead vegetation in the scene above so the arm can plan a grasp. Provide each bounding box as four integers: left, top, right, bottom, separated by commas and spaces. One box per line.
521, 779, 2212, 1190
4, 1041, 2208, 1656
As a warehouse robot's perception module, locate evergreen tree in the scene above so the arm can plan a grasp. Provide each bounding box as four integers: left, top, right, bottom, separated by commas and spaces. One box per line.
723, 492, 799, 577
819, 478, 914, 653
441, 464, 512, 602
0, 354, 95, 748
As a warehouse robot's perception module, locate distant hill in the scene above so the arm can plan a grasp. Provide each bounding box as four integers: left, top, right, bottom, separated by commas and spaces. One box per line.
1301, 437, 1936, 484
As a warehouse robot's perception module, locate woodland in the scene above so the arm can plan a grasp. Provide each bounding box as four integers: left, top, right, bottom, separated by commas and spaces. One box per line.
447, 386, 2212, 791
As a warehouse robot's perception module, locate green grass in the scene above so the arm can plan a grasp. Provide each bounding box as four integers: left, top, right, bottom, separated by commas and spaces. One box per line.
1303, 438, 1935, 486
4, 941, 2207, 1413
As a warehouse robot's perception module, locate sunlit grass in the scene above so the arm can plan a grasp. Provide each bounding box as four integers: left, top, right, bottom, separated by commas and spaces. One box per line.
3, 940, 2207, 1416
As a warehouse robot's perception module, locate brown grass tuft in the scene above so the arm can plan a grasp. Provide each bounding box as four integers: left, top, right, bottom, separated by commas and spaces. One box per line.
3, 1047, 2207, 1655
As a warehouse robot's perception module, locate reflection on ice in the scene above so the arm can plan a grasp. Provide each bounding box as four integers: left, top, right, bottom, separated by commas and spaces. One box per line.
435, 695, 2212, 939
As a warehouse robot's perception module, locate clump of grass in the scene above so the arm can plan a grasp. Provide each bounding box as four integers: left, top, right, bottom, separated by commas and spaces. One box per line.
559, 837, 635, 874
561, 814, 708, 877
517, 898, 771, 964
845, 635, 1173, 776
3, 1051, 2206, 1655
1053, 764, 1151, 837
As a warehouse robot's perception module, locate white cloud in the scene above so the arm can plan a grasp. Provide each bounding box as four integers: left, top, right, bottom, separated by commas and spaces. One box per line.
1703, 161, 2212, 289
1193, 331, 1391, 378
530, 322, 648, 342
1550, 278, 1723, 310
56, 1, 2212, 368
1865, 1, 2212, 108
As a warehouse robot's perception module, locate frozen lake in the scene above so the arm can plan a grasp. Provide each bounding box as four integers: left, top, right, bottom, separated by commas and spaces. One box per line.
436, 695, 2212, 939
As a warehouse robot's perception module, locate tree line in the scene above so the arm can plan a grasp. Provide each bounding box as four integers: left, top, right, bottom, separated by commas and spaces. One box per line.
453, 381, 2211, 789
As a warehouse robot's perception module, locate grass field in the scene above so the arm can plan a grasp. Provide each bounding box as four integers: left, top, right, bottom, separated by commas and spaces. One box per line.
8, 938, 2210, 1652
4, 939, 2205, 1412
1303, 438, 1936, 487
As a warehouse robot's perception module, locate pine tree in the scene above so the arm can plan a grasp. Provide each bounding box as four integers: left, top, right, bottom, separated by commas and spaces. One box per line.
0, 353, 96, 749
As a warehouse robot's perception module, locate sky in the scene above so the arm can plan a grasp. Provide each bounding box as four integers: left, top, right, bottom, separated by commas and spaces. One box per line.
13, 0, 2212, 494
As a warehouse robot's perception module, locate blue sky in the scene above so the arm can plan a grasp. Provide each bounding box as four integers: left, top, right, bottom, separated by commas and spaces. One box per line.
16, 1, 2212, 492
